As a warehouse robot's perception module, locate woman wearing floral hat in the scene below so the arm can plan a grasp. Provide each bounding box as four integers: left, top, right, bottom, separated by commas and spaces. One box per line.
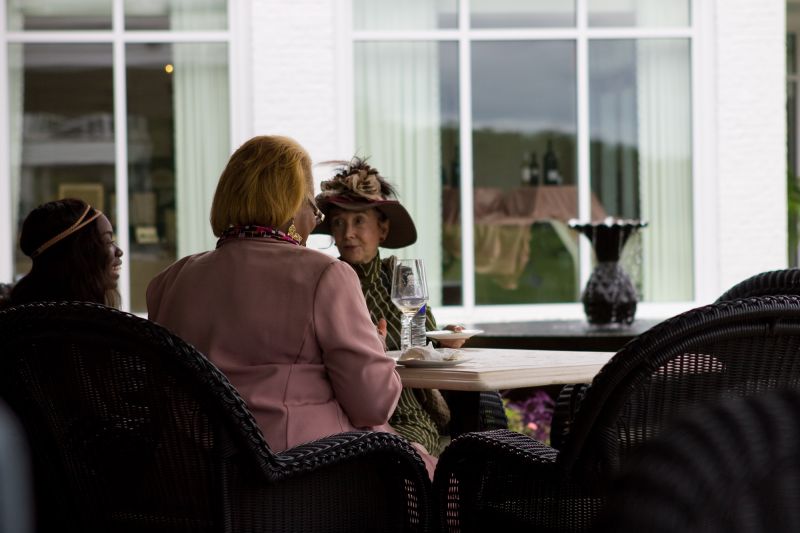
315, 157, 464, 462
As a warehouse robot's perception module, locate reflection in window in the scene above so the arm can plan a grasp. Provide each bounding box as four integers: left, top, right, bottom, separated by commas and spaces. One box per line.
354, 41, 459, 307
7, 0, 112, 30
588, 0, 690, 28
124, 0, 227, 30
353, 0, 457, 30
10, 44, 115, 281
590, 39, 693, 301
471, 0, 575, 28
472, 41, 580, 304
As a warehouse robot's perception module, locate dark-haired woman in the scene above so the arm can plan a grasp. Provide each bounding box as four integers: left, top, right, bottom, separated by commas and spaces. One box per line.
9, 198, 123, 308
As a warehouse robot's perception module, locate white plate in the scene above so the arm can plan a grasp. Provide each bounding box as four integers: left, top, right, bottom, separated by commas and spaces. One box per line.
425, 329, 484, 341
397, 357, 471, 368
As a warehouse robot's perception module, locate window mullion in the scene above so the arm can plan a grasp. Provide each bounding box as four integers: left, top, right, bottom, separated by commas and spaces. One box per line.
576, 0, 592, 291
0, 3, 11, 283
112, 0, 131, 311
458, 0, 475, 311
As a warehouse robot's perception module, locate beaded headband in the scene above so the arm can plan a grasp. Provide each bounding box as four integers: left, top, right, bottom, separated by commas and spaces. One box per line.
29, 204, 103, 259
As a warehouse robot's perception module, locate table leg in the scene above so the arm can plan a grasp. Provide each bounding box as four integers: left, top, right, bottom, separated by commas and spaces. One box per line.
442, 391, 481, 437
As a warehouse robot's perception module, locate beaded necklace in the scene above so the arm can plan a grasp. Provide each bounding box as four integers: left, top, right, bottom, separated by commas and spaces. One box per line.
216, 224, 300, 248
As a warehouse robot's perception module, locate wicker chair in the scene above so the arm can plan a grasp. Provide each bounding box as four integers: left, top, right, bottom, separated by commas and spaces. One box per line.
717, 268, 800, 302
596, 388, 800, 533
0, 302, 433, 533
0, 399, 32, 533
434, 295, 800, 532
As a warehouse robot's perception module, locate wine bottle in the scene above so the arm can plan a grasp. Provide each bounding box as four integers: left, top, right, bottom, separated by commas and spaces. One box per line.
451, 146, 460, 185
529, 151, 541, 186
543, 138, 561, 185
520, 152, 532, 185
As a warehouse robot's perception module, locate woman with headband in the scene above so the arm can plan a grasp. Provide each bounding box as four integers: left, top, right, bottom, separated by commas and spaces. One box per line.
8, 198, 123, 308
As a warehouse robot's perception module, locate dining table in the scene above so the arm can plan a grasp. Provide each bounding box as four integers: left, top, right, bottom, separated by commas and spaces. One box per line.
391, 347, 615, 435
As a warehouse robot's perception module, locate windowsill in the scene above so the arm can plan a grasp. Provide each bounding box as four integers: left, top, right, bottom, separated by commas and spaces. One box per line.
433, 301, 701, 326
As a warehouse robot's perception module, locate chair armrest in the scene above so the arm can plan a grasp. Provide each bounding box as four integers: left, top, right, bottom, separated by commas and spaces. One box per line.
231, 431, 434, 532
434, 430, 602, 532
271, 431, 428, 480
550, 383, 589, 450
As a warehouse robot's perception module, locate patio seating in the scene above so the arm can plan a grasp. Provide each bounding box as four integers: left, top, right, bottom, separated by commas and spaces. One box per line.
0, 399, 32, 533
0, 301, 433, 533
716, 268, 800, 302
596, 388, 800, 533
433, 295, 800, 532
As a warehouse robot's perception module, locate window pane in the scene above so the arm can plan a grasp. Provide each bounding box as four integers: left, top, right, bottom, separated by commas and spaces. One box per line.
125, 0, 227, 30
588, 0, 690, 27
471, 0, 575, 28
126, 43, 230, 313
354, 41, 459, 307
472, 41, 579, 305
7, 0, 112, 30
589, 39, 693, 301
353, 0, 457, 30
10, 44, 115, 281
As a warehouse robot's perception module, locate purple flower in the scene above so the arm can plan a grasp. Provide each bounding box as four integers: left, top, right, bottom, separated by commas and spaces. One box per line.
504, 390, 556, 443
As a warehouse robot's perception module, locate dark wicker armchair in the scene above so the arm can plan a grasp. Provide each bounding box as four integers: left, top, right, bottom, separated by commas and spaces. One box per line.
434, 295, 800, 532
596, 389, 800, 533
0, 302, 433, 533
717, 268, 800, 302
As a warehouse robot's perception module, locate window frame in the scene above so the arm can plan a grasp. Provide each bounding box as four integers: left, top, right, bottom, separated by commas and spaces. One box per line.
0, 0, 253, 312
343, 0, 719, 323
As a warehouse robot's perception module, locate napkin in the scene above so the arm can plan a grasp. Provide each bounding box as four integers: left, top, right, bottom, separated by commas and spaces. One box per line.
399, 342, 460, 362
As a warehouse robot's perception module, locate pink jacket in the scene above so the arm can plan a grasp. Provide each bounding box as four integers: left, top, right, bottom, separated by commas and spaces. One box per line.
146, 238, 402, 452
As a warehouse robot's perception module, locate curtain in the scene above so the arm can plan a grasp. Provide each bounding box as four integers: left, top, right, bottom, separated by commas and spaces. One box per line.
354, 37, 444, 306
172, 3, 230, 257
636, 32, 693, 298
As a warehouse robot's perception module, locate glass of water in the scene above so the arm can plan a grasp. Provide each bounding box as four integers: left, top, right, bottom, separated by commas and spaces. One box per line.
390, 259, 429, 352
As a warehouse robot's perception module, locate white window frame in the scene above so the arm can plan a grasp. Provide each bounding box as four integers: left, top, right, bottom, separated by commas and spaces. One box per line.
0, 0, 253, 312
343, 0, 719, 324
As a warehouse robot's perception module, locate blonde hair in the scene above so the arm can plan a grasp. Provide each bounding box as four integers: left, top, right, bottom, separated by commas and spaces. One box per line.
210, 135, 313, 236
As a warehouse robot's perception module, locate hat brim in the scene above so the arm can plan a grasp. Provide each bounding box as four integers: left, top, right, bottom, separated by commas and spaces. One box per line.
313, 196, 417, 249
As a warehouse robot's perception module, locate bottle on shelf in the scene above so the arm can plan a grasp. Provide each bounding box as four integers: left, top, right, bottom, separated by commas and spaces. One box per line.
451, 146, 461, 186
529, 151, 541, 186
520, 152, 532, 185
543, 138, 562, 185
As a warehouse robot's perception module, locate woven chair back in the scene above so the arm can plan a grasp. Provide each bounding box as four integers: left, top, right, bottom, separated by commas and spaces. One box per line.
562, 295, 800, 478
0, 301, 271, 532
597, 389, 800, 533
717, 268, 800, 302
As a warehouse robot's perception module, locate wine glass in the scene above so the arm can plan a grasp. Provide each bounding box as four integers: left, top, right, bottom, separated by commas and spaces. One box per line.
390, 259, 429, 353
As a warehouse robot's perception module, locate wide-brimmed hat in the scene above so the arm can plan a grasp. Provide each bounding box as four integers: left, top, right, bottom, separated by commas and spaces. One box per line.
313, 158, 417, 249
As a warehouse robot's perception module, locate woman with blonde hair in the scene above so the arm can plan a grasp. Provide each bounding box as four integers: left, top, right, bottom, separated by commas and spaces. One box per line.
146, 136, 405, 462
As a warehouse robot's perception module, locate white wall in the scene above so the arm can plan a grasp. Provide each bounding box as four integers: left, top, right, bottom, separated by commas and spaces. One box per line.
250, 0, 344, 173
714, 0, 787, 293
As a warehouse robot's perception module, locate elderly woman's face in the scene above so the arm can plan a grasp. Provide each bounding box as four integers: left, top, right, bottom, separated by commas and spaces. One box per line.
329, 207, 389, 265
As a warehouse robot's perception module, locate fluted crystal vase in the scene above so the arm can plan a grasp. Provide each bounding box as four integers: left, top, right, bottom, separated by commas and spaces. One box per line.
569, 218, 648, 327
